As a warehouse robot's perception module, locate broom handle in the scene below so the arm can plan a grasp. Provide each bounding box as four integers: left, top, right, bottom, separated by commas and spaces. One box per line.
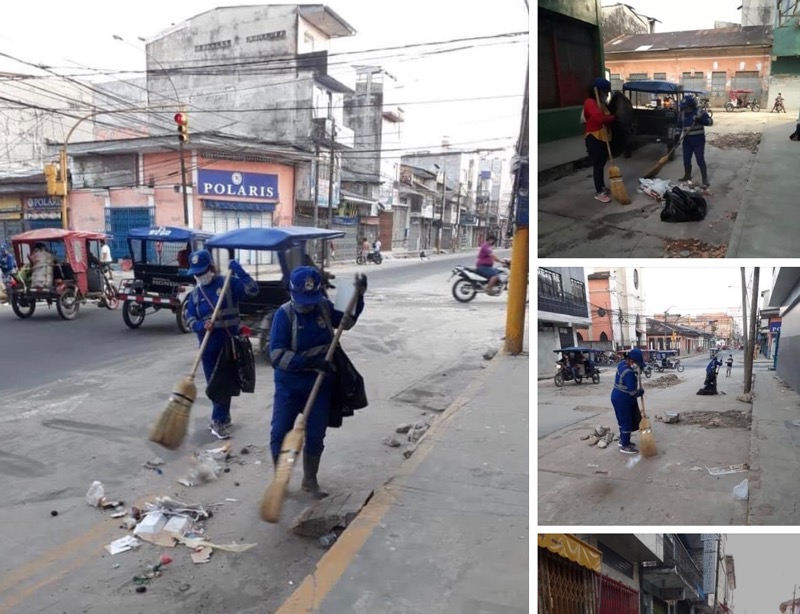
594, 87, 615, 163
297, 282, 362, 428
189, 268, 234, 379
637, 367, 648, 419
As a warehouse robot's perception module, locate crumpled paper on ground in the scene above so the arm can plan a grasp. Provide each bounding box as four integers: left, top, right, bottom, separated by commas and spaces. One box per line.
176, 535, 257, 553
638, 178, 673, 201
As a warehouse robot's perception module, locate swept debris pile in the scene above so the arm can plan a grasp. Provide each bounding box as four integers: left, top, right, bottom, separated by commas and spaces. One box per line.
707, 132, 761, 153
644, 374, 681, 389
678, 410, 752, 429
666, 238, 727, 258
579, 425, 617, 449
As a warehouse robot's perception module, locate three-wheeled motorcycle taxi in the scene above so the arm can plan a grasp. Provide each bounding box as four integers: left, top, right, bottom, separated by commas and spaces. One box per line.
8, 228, 118, 320
117, 226, 212, 332
622, 80, 684, 160
553, 347, 603, 387
206, 226, 344, 362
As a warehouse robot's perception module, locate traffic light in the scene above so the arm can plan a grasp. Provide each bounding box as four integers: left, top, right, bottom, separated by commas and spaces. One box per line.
44, 163, 58, 196
174, 112, 189, 142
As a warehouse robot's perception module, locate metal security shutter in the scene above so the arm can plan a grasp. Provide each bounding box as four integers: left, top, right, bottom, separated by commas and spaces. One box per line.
628, 73, 648, 81
732, 71, 762, 102
0, 220, 24, 243
201, 207, 273, 266
653, 72, 666, 80
26, 219, 62, 232
105, 207, 154, 260
682, 74, 705, 92
610, 74, 623, 93
711, 71, 727, 104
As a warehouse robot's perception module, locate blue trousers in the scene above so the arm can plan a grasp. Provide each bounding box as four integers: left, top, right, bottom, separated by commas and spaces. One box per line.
199, 332, 231, 424
270, 373, 332, 459
611, 394, 636, 446
682, 135, 707, 172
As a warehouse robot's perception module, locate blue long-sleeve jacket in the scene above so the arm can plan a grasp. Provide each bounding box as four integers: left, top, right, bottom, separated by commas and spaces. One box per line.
706, 358, 722, 373
0, 252, 16, 274
682, 108, 713, 137
610, 360, 643, 405
185, 268, 258, 337
269, 296, 364, 375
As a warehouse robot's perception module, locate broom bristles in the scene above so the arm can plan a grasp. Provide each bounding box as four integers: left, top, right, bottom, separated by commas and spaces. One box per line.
608, 165, 632, 205
260, 428, 305, 523
149, 377, 196, 450
639, 416, 657, 457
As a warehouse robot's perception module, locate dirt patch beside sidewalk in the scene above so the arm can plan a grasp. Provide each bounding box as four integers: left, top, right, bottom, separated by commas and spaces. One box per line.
644, 374, 682, 389
678, 410, 752, 429
707, 132, 762, 153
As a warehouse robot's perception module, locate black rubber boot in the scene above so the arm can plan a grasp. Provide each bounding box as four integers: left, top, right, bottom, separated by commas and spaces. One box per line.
679, 166, 692, 182
701, 172, 710, 188
301, 453, 329, 499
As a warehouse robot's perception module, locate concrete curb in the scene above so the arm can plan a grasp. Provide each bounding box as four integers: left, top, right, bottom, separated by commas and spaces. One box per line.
746, 372, 760, 525
725, 124, 766, 257
275, 350, 510, 613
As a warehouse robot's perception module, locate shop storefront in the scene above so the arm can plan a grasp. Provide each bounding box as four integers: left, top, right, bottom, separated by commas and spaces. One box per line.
24, 196, 63, 231
0, 196, 24, 243
538, 534, 603, 614
198, 170, 279, 266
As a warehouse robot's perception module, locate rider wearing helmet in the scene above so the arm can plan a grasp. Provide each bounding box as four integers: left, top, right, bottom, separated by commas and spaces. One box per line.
0, 243, 16, 277
678, 94, 714, 188
611, 347, 646, 454
268, 266, 367, 499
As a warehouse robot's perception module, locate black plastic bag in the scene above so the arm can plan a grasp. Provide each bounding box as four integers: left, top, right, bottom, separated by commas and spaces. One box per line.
232, 334, 256, 394
661, 187, 707, 223
206, 340, 241, 404
328, 346, 368, 428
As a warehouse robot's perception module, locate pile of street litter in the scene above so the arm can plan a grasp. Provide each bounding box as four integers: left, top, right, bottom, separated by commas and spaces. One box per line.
707, 132, 761, 153
638, 178, 673, 201
580, 425, 617, 449
665, 238, 727, 258
674, 410, 752, 429
644, 374, 681, 389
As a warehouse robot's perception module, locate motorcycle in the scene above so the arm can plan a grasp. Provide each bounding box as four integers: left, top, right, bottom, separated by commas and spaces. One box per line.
356, 250, 383, 265
771, 96, 786, 113
449, 260, 510, 303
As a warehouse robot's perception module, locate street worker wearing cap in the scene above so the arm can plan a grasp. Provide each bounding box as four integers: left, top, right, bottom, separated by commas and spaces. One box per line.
705, 355, 723, 388
678, 94, 714, 187
611, 347, 646, 455
184, 250, 258, 440
268, 266, 367, 498
582, 77, 617, 203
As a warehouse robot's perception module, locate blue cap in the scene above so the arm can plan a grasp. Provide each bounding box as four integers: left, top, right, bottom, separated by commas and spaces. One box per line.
289, 266, 323, 305
0, 243, 7, 252
188, 249, 213, 275
594, 77, 611, 92
628, 348, 646, 369
681, 95, 696, 109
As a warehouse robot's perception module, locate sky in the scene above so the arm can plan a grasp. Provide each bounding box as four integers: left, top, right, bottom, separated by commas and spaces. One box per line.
605, 0, 743, 32
589, 267, 774, 320
0, 0, 530, 152
726, 534, 800, 613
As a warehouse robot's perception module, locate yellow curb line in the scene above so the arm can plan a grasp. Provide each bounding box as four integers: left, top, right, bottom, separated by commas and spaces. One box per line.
276, 351, 510, 613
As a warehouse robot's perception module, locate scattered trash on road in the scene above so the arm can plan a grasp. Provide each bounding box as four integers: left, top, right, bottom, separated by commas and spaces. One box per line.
707, 463, 749, 476
707, 132, 761, 153
191, 546, 213, 564
665, 238, 727, 258
733, 478, 749, 500
85, 481, 105, 507
105, 536, 141, 556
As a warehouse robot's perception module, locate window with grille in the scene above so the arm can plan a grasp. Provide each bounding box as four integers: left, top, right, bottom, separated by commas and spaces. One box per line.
538, 548, 600, 614
570, 278, 586, 304
654, 72, 666, 80
628, 73, 648, 81
538, 268, 563, 300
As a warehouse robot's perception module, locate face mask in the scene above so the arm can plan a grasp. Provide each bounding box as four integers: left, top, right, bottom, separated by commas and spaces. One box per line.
195, 271, 215, 286
292, 301, 314, 314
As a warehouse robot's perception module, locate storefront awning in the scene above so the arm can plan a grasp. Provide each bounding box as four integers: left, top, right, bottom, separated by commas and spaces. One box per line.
203, 200, 276, 212
538, 534, 601, 573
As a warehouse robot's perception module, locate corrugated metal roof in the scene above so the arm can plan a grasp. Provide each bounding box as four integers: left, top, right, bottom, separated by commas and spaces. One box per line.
606, 25, 772, 53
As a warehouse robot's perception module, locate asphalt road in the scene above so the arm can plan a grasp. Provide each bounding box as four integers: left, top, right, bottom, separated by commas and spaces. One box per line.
0, 251, 504, 395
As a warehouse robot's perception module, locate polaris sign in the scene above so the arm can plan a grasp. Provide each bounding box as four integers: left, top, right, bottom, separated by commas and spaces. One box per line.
198, 170, 279, 200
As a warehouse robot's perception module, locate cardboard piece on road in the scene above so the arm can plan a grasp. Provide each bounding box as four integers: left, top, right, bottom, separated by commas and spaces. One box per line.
163, 515, 192, 539
177, 535, 257, 553
191, 546, 213, 564
133, 512, 176, 547
105, 536, 141, 555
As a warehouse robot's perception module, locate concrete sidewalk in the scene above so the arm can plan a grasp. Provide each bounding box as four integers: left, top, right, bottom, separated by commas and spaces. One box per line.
727, 116, 800, 257
276, 344, 530, 613
747, 357, 800, 525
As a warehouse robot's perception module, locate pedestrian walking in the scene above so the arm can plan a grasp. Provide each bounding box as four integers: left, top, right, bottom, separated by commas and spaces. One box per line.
725, 354, 734, 377
582, 77, 616, 203
678, 95, 714, 188
611, 348, 646, 454
184, 249, 259, 440
267, 266, 366, 498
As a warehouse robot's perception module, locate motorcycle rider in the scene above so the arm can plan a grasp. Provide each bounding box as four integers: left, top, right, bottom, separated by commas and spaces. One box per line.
475, 234, 505, 296
772, 92, 786, 113
611, 347, 646, 454
361, 238, 371, 262
678, 95, 714, 188
0, 243, 17, 299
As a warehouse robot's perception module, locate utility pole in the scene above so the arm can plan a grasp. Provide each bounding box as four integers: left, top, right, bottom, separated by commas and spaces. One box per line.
453, 187, 462, 252
713, 536, 721, 613
745, 267, 760, 393
323, 118, 336, 266
436, 162, 446, 254
741, 267, 749, 352
178, 132, 189, 226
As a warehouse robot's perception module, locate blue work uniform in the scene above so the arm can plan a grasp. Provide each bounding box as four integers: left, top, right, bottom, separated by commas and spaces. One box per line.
610, 360, 643, 446
681, 108, 713, 173
705, 358, 722, 385
268, 296, 364, 460
184, 269, 258, 424
0, 252, 16, 276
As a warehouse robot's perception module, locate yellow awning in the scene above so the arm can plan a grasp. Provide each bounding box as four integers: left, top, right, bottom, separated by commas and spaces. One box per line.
538, 534, 602, 573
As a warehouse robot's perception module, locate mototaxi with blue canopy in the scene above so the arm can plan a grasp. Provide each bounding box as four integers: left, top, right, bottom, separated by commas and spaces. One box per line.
118, 226, 213, 332
622, 80, 684, 159
553, 346, 603, 387
206, 226, 345, 360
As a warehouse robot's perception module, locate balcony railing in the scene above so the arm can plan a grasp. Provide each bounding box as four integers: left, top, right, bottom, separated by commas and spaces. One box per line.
538, 294, 589, 319
662, 535, 703, 596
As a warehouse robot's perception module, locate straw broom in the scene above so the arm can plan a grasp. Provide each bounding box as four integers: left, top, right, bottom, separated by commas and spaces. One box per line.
642, 120, 697, 179
595, 87, 631, 205
637, 367, 657, 457
260, 280, 362, 523
149, 268, 233, 450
